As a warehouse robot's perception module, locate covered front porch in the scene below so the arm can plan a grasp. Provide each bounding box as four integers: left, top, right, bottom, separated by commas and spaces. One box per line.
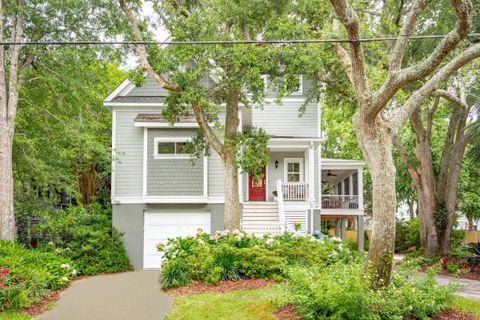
320, 158, 365, 213
244, 136, 320, 203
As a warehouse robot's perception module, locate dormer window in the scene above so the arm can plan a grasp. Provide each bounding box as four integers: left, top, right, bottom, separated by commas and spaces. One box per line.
154, 137, 190, 159
262, 75, 303, 96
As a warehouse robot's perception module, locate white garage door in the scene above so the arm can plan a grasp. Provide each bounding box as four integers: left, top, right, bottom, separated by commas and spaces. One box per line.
143, 211, 211, 269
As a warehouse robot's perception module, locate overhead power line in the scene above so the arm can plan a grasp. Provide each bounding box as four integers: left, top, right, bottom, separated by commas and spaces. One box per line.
1, 33, 480, 46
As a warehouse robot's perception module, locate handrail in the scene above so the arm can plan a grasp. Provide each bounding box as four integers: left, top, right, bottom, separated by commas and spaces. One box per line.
276, 179, 285, 233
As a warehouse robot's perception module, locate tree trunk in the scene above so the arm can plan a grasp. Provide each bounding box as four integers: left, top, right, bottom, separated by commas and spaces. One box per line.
0, 123, 15, 240
355, 116, 396, 286
467, 217, 474, 231
222, 89, 241, 230
223, 153, 241, 230
415, 140, 439, 255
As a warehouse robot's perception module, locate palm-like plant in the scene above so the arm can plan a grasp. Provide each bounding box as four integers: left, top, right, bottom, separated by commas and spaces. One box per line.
467, 243, 480, 266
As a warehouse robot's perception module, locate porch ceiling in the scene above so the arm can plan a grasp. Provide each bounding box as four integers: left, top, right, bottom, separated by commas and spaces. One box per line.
321, 169, 356, 184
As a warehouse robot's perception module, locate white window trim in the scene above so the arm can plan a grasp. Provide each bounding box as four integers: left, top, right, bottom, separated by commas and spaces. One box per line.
284, 158, 304, 182
153, 137, 191, 159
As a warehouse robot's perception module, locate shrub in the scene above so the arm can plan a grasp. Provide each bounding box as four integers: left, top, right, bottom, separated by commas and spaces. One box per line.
35, 204, 132, 276
159, 230, 363, 289
0, 241, 74, 311
283, 262, 456, 320
395, 219, 420, 253
447, 263, 459, 274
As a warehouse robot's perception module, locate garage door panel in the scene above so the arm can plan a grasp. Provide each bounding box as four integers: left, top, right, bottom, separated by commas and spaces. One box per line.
143, 212, 211, 269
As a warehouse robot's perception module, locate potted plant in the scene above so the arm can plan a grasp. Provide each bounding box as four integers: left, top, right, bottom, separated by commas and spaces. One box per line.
272, 190, 278, 201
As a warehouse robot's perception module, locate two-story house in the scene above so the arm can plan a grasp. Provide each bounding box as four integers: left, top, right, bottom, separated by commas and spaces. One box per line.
104, 75, 366, 269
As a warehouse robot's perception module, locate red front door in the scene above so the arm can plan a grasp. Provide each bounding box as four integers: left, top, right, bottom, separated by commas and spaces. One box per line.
249, 167, 266, 201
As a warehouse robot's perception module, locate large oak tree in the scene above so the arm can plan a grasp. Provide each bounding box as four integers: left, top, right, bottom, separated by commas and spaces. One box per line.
328, 0, 480, 285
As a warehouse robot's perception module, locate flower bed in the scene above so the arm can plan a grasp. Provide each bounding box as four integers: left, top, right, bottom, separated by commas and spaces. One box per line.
159, 229, 363, 289
0, 241, 75, 311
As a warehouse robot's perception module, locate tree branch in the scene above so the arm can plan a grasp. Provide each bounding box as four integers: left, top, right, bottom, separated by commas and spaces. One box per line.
389, 0, 433, 72
333, 43, 355, 86
330, 0, 370, 112
118, 0, 181, 92
433, 89, 469, 110
426, 95, 440, 139
393, 135, 422, 189
391, 42, 480, 133
191, 101, 223, 155
371, 0, 472, 119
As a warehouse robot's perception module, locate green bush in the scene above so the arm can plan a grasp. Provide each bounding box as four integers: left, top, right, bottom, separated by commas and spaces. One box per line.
395, 218, 420, 253
283, 262, 456, 320
35, 204, 132, 276
0, 241, 74, 311
160, 230, 363, 289
447, 263, 459, 274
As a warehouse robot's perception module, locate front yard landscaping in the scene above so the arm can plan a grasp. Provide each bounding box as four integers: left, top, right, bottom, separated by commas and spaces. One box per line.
159, 230, 480, 320
0, 204, 132, 318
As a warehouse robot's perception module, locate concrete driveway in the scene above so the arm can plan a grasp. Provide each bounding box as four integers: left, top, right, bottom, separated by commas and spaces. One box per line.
37, 271, 172, 320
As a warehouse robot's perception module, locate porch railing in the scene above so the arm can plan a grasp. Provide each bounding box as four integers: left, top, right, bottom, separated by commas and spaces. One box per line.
282, 182, 309, 201
322, 195, 359, 209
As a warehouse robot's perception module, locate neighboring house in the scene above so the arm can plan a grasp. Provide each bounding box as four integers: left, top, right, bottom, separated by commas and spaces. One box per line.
104, 75, 366, 269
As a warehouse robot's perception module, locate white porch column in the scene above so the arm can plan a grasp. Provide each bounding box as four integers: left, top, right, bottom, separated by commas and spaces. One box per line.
349, 174, 353, 195
357, 168, 364, 210
308, 144, 314, 201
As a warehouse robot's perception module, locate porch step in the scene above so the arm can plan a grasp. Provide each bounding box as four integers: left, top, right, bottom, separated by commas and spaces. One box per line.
242, 201, 280, 224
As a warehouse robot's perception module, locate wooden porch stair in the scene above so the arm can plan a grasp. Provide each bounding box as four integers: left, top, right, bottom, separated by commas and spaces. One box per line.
241, 201, 282, 236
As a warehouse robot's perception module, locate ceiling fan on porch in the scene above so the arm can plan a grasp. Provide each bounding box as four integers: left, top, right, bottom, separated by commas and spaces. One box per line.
326, 170, 338, 177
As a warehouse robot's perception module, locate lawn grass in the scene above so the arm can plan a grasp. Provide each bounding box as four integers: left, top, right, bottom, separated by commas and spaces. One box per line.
164, 285, 284, 320
0, 311, 32, 320
451, 296, 480, 317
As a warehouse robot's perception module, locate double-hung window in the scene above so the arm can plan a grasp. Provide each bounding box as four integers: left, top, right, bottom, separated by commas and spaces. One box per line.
154, 137, 190, 159
284, 158, 303, 182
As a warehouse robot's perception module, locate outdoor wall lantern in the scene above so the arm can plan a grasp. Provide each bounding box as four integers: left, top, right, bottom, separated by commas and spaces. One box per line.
275, 160, 279, 169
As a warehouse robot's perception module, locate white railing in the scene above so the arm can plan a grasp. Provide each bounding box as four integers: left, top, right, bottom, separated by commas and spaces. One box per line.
276, 179, 286, 233
282, 182, 309, 201
322, 195, 359, 209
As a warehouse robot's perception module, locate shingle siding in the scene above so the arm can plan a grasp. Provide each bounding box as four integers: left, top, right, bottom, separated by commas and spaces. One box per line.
208, 152, 224, 198
147, 128, 204, 196
127, 76, 169, 97
114, 111, 144, 197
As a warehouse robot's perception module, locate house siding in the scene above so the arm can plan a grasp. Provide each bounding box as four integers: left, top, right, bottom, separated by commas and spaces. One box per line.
114, 111, 144, 197
147, 128, 204, 196
267, 151, 305, 201
251, 100, 318, 137
127, 76, 170, 97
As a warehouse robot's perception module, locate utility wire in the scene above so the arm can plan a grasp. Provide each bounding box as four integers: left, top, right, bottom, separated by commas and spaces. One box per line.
1, 33, 480, 46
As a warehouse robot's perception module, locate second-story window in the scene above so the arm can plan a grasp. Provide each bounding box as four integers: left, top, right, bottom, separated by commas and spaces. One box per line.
154, 138, 190, 159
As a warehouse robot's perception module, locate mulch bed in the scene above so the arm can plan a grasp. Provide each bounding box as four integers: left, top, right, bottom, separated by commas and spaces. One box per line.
167, 278, 276, 296
21, 289, 64, 316
433, 308, 479, 320
274, 304, 302, 320
419, 267, 480, 281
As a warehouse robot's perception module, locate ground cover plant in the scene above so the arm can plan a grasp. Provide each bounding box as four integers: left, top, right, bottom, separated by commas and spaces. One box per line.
0, 241, 74, 311
283, 262, 457, 320
35, 204, 132, 276
159, 230, 361, 289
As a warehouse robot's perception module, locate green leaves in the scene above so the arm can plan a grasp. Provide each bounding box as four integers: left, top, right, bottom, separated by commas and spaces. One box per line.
233, 127, 270, 179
